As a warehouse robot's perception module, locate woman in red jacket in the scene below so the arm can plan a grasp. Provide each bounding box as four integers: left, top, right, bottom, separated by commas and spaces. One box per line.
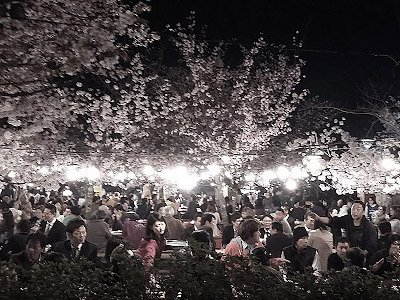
135, 212, 167, 266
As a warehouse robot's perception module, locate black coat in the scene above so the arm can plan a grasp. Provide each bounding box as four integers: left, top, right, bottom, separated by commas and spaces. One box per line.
283, 245, 317, 273
265, 232, 293, 258
0, 233, 28, 261
53, 240, 98, 263
39, 219, 67, 247
10, 251, 46, 270
222, 225, 234, 247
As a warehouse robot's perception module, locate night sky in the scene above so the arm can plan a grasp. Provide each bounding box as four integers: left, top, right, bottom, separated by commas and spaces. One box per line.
147, 0, 400, 137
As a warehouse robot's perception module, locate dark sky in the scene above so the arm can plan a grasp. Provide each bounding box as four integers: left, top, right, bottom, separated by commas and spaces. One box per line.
147, 0, 400, 137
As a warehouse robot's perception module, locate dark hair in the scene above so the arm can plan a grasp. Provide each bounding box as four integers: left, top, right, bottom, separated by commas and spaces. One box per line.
378, 221, 392, 235
16, 219, 31, 234
335, 236, 349, 247
45, 204, 57, 215
271, 221, 283, 232
26, 232, 47, 248
114, 204, 124, 212
346, 247, 365, 268
263, 214, 273, 221
43, 252, 66, 263
66, 219, 86, 234
238, 219, 260, 241
275, 208, 284, 214
69, 206, 82, 216
389, 233, 400, 245
190, 230, 211, 246
231, 212, 241, 223
304, 211, 314, 221
193, 212, 203, 221
390, 207, 400, 220
352, 200, 365, 211
379, 206, 387, 213
252, 247, 270, 265
127, 212, 140, 221
155, 202, 166, 213
95, 210, 106, 220
206, 202, 217, 213
200, 213, 215, 226
145, 213, 167, 241
1, 209, 14, 233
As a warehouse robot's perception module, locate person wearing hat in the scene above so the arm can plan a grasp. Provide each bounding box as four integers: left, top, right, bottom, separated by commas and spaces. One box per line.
281, 226, 321, 274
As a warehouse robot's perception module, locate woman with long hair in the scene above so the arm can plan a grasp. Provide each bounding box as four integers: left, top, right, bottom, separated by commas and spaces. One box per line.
308, 220, 333, 272
134, 212, 168, 266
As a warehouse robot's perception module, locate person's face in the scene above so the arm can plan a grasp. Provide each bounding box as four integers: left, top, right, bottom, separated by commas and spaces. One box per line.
274, 211, 284, 221
232, 218, 242, 230
262, 216, 272, 229
26, 240, 43, 263
368, 198, 375, 205
389, 240, 400, 257
377, 207, 385, 216
152, 221, 166, 236
296, 236, 308, 251
63, 208, 71, 217
390, 208, 395, 217
194, 216, 202, 229
351, 203, 364, 221
43, 208, 55, 222
205, 218, 216, 228
35, 209, 43, 219
70, 225, 87, 246
55, 202, 62, 211
336, 242, 349, 258
305, 216, 315, 230
246, 230, 261, 245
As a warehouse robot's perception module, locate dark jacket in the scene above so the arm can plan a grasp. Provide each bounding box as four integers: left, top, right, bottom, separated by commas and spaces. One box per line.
327, 252, 345, 271
39, 219, 67, 247
53, 240, 98, 263
10, 251, 46, 270
222, 225, 235, 247
265, 232, 293, 258
329, 215, 378, 256
0, 233, 28, 261
283, 245, 317, 273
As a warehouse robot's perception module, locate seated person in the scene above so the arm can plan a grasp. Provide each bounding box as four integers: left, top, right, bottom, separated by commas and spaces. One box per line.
369, 233, 400, 277
10, 232, 47, 269
327, 237, 350, 271
265, 222, 293, 258
183, 213, 203, 240
53, 219, 98, 263
0, 219, 31, 261
345, 247, 366, 270
222, 213, 242, 247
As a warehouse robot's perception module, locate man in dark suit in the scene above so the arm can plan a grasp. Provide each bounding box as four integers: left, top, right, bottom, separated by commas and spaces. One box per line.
222, 212, 242, 247
40, 203, 67, 248
265, 222, 293, 258
10, 232, 47, 269
53, 219, 97, 263
183, 213, 203, 240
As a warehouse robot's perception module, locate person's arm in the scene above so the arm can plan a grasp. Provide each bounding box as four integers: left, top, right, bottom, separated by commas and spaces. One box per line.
309, 212, 330, 225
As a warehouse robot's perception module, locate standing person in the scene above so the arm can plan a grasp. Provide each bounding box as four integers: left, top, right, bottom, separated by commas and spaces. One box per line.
311, 200, 378, 259
136, 198, 151, 220
308, 220, 333, 272
39, 204, 67, 248
53, 219, 98, 263
135, 213, 167, 267
327, 237, 350, 271
365, 197, 379, 222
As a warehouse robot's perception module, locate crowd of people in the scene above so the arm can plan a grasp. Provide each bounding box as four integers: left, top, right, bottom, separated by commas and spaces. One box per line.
0, 186, 399, 280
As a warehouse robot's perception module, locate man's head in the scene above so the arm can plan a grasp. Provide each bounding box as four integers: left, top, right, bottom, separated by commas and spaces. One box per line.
70, 206, 82, 216
66, 219, 87, 247
192, 213, 203, 229
270, 221, 283, 235
346, 247, 365, 268
43, 204, 57, 223
241, 207, 255, 219
304, 211, 315, 230
231, 212, 242, 230
25, 232, 47, 263
238, 219, 260, 244
163, 206, 175, 217
262, 215, 273, 229
293, 227, 308, 251
378, 221, 392, 236
335, 237, 350, 259
200, 213, 216, 228
351, 201, 365, 221
274, 208, 285, 221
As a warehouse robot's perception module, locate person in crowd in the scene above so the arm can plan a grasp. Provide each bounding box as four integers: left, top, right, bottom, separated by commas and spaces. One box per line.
53, 219, 97, 263
290, 201, 307, 227
273, 208, 292, 235
311, 200, 378, 259
155, 202, 167, 215
302, 211, 315, 232
199, 213, 217, 250
0, 208, 14, 245
201, 212, 220, 238
122, 212, 145, 250
372, 206, 389, 225
327, 237, 350, 271
183, 213, 203, 241
0, 219, 30, 261
111, 204, 125, 231
259, 214, 273, 244
265, 222, 293, 258
365, 197, 379, 222
222, 212, 242, 247
377, 221, 392, 251
337, 198, 354, 217
86, 210, 111, 253
389, 207, 400, 235
222, 218, 263, 259
39, 204, 66, 248
255, 196, 265, 216
136, 198, 151, 220
135, 213, 167, 267
281, 226, 321, 274
239, 195, 254, 212
10, 232, 47, 269
271, 188, 283, 212
205, 201, 221, 226
224, 196, 234, 222
62, 205, 82, 226
241, 207, 256, 219
165, 196, 178, 216
369, 233, 400, 277
182, 195, 198, 220
308, 220, 333, 272
163, 206, 185, 240
282, 205, 295, 229
345, 247, 366, 269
